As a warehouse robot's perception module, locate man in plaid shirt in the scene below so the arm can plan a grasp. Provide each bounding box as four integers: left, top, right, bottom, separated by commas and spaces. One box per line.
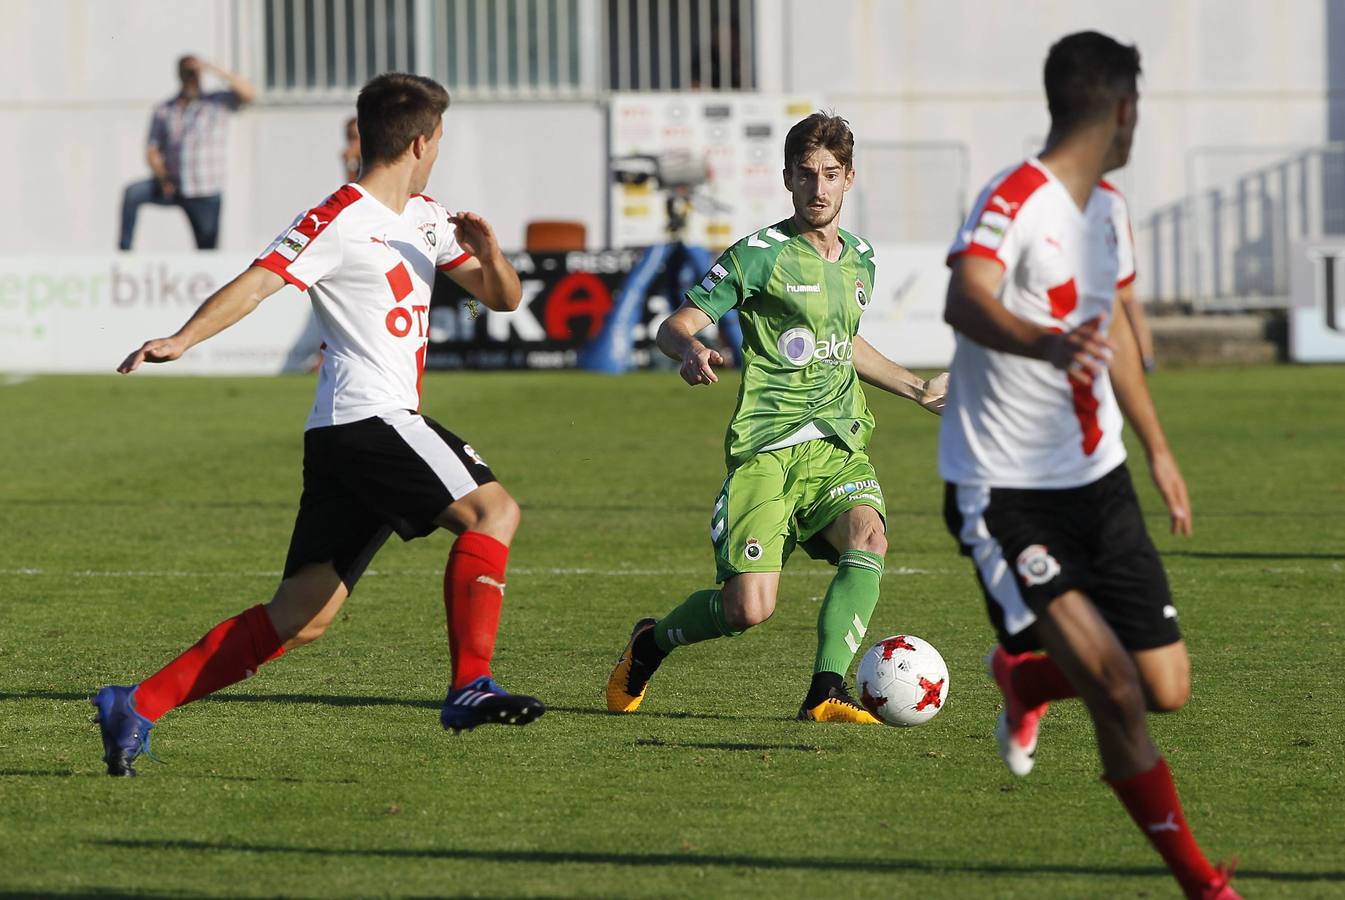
119, 55, 255, 251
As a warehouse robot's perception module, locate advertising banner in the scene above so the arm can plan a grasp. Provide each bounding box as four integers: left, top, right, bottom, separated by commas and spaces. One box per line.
0, 245, 955, 374
857, 243, 956, 370
609, 93, 822, 250
426, 248, 680, 370
0, 255, 316, 375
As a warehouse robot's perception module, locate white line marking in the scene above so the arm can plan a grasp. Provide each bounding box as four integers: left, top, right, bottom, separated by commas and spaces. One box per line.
0, 566, 934, 578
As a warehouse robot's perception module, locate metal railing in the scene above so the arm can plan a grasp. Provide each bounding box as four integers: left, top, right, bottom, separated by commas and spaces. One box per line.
253, 0, 755, 101
1134, 144, 1345, 309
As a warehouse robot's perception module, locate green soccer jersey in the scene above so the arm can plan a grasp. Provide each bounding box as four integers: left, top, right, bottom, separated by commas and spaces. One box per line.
686, 217, 878, 469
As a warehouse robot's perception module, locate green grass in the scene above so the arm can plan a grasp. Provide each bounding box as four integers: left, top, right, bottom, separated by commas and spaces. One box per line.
1, 365, 1342, 898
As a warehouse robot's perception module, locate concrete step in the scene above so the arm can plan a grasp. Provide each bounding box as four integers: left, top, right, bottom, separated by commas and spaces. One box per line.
1148, 313, 1281, 368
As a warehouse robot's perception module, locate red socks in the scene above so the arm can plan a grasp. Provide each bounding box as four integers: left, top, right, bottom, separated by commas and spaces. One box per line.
1107, 758, 1218, 898
135, 604, 285, 721
444, 531, 509, 688
1012, 653, 1079, 708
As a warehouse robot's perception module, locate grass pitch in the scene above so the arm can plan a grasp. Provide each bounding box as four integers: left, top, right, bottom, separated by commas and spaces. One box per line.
0, 365, 1342, 898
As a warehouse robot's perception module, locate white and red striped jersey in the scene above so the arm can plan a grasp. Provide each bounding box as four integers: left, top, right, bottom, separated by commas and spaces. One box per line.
255, 184, 471, 430
939, 158, 1136, 489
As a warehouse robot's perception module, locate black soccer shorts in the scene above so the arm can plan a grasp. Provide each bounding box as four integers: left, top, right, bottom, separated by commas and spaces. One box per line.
943, 463, 1181, 655
282, 410, 497, 590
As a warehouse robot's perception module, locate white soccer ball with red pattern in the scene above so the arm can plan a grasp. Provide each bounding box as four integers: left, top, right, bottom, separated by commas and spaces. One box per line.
856, 635, 950, 727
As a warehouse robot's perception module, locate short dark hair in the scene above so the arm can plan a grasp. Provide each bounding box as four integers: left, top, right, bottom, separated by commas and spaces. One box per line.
356, 73, 450, 167
784, 111, 854, 172
1044, 32, 1141, 132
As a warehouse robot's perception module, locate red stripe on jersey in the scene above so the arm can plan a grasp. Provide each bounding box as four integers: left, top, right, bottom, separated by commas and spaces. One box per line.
255, 184, 363, 278
437, 252, 472, 273
984, 162, 1049, 222
1097, 178, 1121, 196
946, 244, 1007, 269
1047, 278, 1079, 319
952, 162, 1050, 266
1117, 271, 1137, 289
299, 184, 363, 238
1071, 377, 1103, 456
253, 255, 309, 291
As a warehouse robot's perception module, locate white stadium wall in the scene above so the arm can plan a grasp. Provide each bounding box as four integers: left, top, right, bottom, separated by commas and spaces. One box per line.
0, 0, 1338, 255
0, 0, 1342, 373
0, 0, 607, 256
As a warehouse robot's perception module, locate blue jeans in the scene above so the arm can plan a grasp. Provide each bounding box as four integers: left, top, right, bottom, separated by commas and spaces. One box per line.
119, 179, 222, 250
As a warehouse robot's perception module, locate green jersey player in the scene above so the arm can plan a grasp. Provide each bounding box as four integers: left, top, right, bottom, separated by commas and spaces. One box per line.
607, 112, 948, 723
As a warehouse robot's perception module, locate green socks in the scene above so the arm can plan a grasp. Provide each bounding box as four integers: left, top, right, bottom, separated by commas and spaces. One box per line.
814, 550, 884, 675
652, 589, 741, 654
645, 550, 882, 673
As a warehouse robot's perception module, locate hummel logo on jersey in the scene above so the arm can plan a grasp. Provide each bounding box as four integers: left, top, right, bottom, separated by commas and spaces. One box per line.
307, 213, 328, 230
988, 195, 1020, 216
1147, 812, 1180, 834
700, 263, 729, 292
786, 283, 820, 293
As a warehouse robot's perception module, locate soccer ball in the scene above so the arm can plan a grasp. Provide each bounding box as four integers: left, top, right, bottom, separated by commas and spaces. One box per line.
856, 635, 950, 727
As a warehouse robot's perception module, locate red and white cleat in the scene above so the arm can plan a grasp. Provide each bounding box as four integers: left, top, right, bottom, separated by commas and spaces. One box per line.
1201, 861, 1241, 900
987, 646, 1049, 777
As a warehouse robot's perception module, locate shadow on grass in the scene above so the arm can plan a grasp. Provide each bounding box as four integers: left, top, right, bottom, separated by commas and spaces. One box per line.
635, 737, 826, 753
1161, 550, 1345, 561
1, 691, 783, 723
89, 839, 1344, 884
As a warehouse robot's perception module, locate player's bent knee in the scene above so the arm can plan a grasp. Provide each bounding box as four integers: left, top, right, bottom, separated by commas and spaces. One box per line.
727, 604, 772, 630
722, 593, 775, 630
856, 530, 887, 556
1147, 676, 1190, 713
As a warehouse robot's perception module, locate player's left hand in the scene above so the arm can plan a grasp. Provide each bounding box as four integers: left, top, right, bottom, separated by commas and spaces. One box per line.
449, 212, 501, 260
919, 372, 950, 415
117, 336, 185, 373
1148, 448, 1192, 536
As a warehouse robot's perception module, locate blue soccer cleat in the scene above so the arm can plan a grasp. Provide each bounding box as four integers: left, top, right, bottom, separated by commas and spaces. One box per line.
91, 685, 155, 777
439, 676, 545, 734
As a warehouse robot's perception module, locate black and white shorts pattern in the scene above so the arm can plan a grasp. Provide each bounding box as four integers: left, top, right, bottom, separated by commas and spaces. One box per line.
943, 463, 1180, 655
282, 410, 497, 589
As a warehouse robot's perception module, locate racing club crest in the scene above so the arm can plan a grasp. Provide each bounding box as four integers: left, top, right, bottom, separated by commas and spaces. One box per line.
1016, 544, 1061, 587
418, 221, 437, 248
854, 278, 868, 310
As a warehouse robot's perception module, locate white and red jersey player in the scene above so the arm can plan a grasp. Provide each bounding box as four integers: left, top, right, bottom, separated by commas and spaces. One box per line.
254, 183, 472, 430
940, 158, 1136, 489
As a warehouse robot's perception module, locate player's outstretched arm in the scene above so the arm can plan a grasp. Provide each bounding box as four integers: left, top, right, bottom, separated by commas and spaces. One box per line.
657, 302, 721, 386
852, 336, 947, 414
445, 212, 522, 312
116, 265, 286, 373
946, 256, 1115, 386
1109, 295, 1192, 536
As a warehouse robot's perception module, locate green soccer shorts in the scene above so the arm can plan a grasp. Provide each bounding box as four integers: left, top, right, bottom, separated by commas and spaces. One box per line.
710, 437, 887, 582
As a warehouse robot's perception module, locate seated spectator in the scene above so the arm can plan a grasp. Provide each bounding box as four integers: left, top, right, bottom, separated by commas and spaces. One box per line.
118, 55, 255, 251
